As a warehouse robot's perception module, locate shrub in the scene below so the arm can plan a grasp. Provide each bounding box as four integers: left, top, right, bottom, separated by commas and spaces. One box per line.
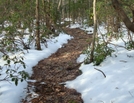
83, 43, 114, 65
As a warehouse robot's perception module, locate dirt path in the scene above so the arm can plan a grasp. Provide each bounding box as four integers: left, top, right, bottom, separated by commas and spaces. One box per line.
22, 28, 92, 103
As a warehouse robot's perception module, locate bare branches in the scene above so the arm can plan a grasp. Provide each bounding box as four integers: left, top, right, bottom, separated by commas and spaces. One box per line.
111, 0, 134, 33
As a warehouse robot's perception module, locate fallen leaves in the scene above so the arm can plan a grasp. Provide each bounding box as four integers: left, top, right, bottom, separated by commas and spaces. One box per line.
22, 28, 92, 103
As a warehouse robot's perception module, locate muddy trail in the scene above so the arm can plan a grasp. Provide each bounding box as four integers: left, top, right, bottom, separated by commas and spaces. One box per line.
22, 28, 92, 103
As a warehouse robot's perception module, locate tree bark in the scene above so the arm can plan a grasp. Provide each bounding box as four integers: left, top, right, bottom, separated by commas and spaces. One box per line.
111, 0, 134, 33
45, 1, 51, 32
35, 0, 41, 50
58, 0, 62, 10
132, 10, 134, 23
90, 0, 97, 63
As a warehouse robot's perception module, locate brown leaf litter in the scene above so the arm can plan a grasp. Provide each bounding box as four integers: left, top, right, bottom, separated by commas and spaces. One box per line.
22, 28, 92, 103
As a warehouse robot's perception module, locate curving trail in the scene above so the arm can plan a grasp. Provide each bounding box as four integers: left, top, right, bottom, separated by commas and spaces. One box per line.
23, 28, 92, 103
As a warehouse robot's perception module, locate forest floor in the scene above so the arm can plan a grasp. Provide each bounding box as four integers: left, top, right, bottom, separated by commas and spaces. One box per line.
22, 27, 92, 103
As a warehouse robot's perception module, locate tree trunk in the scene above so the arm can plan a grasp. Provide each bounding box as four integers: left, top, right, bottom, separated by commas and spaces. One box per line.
58, 0, 62, 10
132, 10, 134, 23
106, 15, 114, 33
62, 0, 65, 20
44, 0, 50, 33
90, 0, 97, 63
111, 0, 134, 33
68, 0, 71, 27
113, 15, 120, 33
35, 0, 41, 50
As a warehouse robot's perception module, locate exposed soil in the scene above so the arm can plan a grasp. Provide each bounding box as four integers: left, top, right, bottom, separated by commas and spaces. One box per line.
22, 28, 92, 103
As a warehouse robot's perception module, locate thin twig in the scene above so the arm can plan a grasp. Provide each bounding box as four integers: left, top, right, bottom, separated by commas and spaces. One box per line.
0, 76, 12, 84
129, 91, 134, 97
107, 42, 126, 49
94, 68, 106, 78
0, 49, 7, 55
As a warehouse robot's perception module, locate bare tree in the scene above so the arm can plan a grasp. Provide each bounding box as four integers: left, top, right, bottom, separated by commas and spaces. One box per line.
90, 0, 97, 62
35, 0, 41, 50
111, 0, 134, 33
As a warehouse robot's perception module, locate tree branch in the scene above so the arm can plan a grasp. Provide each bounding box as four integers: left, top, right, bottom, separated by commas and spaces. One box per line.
111, 0, 134, 33
94, 68, 106, 78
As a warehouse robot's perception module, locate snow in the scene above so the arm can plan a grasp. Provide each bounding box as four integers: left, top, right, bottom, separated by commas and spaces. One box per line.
0, 32, 72, 103
0, 23, 134, 103
66, 49, 134, 103
65, 24, 134, 103
69, 23, 94, 34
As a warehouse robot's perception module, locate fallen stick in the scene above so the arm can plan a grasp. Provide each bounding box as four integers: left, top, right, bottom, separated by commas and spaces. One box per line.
94, 68, 106, 78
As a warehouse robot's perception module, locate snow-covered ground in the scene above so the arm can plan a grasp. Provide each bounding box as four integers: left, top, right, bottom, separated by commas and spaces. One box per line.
0, 23, 134, 103
66, 49, 134, 103
0, 32, 72, 103
66, 24, 134, 103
